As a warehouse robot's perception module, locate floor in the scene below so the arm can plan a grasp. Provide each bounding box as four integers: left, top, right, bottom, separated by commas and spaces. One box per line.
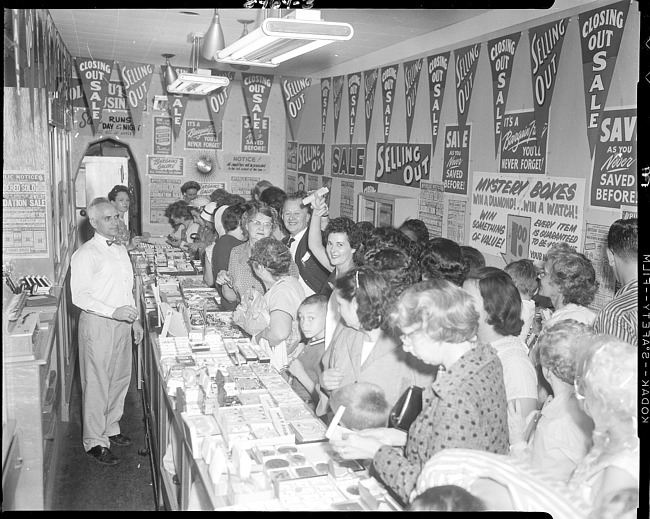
50, 351, 158, 511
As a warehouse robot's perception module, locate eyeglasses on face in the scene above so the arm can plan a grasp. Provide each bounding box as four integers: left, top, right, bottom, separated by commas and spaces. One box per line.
250, 220, 273, 229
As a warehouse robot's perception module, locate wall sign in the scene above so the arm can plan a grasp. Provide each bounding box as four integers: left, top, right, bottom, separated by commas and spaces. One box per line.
375, 143, 431, 188
321, 78, 331, 143
298, 144, 325, 175
499, 109, 547, 175
241, 73, 274, 141
287, 140, 298, 171
443, 124, 471, 194
223, 154, 270, 175
347, 72, 361, 145
331, 145, 366, 179
281, 76, 311, 141
363, 69, 379, 144
185, 118, 221, 150
427, 52, 450, 155
241, 115, 269, 154
380, 64, 399, 142
418, 181, 444, 238
153, 116, 172, 155
147, 155, 184, 176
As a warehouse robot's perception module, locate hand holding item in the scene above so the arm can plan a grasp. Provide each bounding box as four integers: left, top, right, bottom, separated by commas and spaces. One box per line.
166, 234, 182, 248
112, 305, 139, 323
322, 367, 344, 392
330, 431, 383, 460
312, 192, 329, 218
215, 270, 233, 288
132, 319, 144, 344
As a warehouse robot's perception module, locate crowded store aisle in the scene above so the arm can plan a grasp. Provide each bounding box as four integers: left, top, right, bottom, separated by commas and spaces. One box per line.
50, 354, 157, 511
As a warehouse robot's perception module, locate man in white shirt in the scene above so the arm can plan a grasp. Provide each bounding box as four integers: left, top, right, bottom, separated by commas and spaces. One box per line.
71, 197, 144, 466
281, 192, 330, 297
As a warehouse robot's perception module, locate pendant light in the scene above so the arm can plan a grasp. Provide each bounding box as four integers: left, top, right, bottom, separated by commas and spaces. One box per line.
200, 9, 225, 60
162, 53, 177, 87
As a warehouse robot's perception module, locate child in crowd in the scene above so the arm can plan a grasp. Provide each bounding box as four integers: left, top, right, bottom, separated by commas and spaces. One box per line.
286, 294, 328, 411
407, 485, 486, 511
328, 382, 391, 431
504, 259, 540, 344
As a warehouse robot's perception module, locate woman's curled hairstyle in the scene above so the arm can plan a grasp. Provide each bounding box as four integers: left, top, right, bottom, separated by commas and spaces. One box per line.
335, 266, 390, 332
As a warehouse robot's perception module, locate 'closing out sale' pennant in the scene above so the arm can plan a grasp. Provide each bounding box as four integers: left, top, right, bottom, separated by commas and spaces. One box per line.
241, 73, 274, 141
76, 57, 114, 134
427, 52, 450, 155
363, 69, 379, 145
347, 73, 361, 145
381, 64, 399, 143
332, 75, 344, 143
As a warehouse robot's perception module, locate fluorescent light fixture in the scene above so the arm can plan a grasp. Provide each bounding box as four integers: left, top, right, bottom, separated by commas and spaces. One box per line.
166, 72, 230, 95
215, 15, 353, 68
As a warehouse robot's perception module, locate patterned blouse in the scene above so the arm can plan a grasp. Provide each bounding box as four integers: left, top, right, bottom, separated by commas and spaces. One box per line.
372, 342, 510, 505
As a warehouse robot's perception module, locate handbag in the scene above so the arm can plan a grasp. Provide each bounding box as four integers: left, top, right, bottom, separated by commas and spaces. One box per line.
232, 288, 270, 337
389, 386, 423, 432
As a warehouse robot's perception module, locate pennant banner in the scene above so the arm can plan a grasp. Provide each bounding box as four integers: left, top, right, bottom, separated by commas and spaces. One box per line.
321, 78, 331, 143
488, 32, 521, 158
404, 58, 423, 143
363, 69, 379, 144
529, 17, 570, 151
381, 64, 399, 143
579, 0, 630, 157
206, 70, 236, 136
281, 76, 311, 141
332, 75, 344, 143
241, 72, 274, 141
347, 72, 361, 145
427, 52, 450, 154
455, 43, 481, 128
75, 57, 114, 134
591, 106, 637, 209
161, 64, 191, 140
118, 61, 155, 131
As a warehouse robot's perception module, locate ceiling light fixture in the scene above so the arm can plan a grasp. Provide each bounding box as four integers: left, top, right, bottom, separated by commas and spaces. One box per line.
200, 8, 226, 60
214, 10, 353, 68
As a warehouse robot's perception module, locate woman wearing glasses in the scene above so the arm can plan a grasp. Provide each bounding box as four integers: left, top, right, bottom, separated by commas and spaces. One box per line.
329, 278, 509, 505
215, 201, 298, 306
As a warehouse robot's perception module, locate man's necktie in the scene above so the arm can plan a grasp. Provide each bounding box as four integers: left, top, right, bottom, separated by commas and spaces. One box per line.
106, 237, 119, 246
287, 237, 295, 247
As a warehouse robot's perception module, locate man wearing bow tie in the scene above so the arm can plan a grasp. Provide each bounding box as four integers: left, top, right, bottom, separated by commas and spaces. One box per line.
71, 197, 144, 466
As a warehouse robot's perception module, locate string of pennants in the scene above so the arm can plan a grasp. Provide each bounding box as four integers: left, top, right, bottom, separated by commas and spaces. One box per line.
68, 0, 630, 161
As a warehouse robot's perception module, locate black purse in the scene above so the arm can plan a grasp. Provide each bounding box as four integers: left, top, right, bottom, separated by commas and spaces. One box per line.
389, 386, 423, 432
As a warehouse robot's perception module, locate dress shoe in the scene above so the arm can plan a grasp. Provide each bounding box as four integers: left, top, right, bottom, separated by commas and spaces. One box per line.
108, 433, 133, 446
87, 446, 119, 466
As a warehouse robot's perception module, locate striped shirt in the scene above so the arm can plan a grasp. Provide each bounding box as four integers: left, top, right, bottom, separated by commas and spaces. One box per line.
414, 448, 590, 518
593, 279, 638, 346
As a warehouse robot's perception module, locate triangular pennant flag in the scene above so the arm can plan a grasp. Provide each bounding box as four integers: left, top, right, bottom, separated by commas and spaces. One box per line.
241, 72, 274, 141
206, 70, 235, 137
488, 32, 521, 158
454, 43, 481, 128
75, 57, 114, 134
381, 64, 399, 143
118, 61, 155, 131
403, 58, 423, 143
321, 78, 331, 143
528, 17, 570, 152
332, 75, 344, 143
281, 76, 312, 141
347, 72, 361, 145
363, 68, 379, 144
169, 94, 189, 140
427, 52, 450, 155
579, 0, 630, 156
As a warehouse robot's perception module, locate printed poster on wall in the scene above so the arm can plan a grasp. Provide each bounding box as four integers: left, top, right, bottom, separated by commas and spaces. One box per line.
362, 181, 378, 194
470, 171, 585, 264
149, 178, 182, 224
321, 78, 331, 143
443, 124, 471, 195
185, 119, 221, 150
281, 76, 311, 141
620, 205, 637, 220
427, 52, 450, 155
347, 73, 361, 145
230, 176, 261, 197
75, 57, 114, 134
528, 17, 569, 151
332, 75, 344, 143
297, 173, 307, 193
118, 61, 154, 130
286, 173, 298, 195
287, 140, 298, 171
223, 154, 270, 175
590, 106, 637, 209
363, 69, 379, 144
499, 109, 547, 175
241, 73, 274, 141
322, 176, 333, 206
583, 222, 617, 311
375, 143, 431, 188
147, 156, 184, 176
418, 181, 444, 238
579, 0, 630, 157
3, 171, 49, 257
298, 144, 325, 176
380, 64, 399, 142
307, 174, 320, 193
340, 180, 356, 220
241, 115, 269, 154
198, 183, 225, 198
447, 198, 467, 245
331, 145, 366, 179
153, 116, 172, 155
404, 58, 423, 143
73, 108, 141, 136
206, 71, 235, 136
454, 44, 481, 128
488, 32, 520, 158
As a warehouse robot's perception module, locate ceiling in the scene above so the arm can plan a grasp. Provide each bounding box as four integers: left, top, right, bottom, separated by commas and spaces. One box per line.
48, 9, 490, 77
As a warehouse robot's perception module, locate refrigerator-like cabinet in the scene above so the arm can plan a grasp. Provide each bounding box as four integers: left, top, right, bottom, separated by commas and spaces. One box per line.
357, 192, 419, 228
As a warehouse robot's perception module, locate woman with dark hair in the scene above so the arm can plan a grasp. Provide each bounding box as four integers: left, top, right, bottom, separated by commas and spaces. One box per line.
460, 245, 486, 273
107, 184, 144, 250
247, 237, 305, 370
419, 237, 469, 286
463, 266, 538, 441
259, 186, 288, 239
215, 201, 298, 306
539, 243, 599, 328
399, 218, 430, 246
250, 179, 273, 202
354, 225, 419, 266
330, 278, 509, 505
318, 266, 424, 415
163, 200, 196, 249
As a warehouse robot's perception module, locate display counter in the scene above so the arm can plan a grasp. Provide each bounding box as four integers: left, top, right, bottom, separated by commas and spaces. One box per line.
132, 245, 401, 511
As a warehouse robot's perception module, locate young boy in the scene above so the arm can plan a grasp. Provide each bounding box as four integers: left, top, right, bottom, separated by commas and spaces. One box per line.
328, 382, 391, 431
504, 259, 540, 344
286, 294, 328, 411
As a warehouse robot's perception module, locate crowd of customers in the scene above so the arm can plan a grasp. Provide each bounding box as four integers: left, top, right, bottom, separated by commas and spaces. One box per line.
158, 181, 637, 517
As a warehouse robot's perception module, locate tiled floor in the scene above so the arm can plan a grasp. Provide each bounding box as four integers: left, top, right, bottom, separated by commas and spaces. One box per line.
50, 352, 158, 511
